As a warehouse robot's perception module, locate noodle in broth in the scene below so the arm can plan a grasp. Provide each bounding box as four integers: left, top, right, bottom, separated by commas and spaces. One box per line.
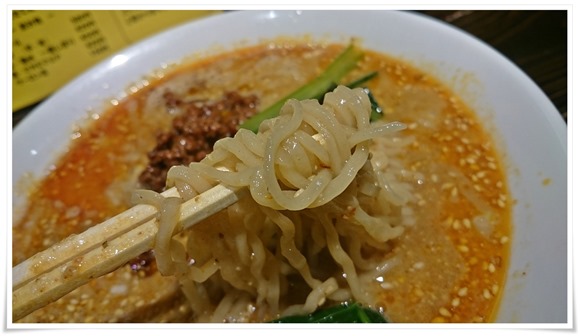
13, 42, 512, 323
136, 86, 409, 321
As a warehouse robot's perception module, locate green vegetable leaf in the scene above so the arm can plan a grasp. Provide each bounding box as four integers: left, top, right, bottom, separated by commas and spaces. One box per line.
345, 71, 378, 88
363, 87, 383, 122
319, 71, 384, 122
239, 44, 364, 132
270, 302, 388, 323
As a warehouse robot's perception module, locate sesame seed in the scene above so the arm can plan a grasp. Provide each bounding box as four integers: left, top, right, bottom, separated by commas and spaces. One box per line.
483, 288, 492, 299
444, 216, 454, 227
451, 298, 460, 307
497, 199, 506, 208
458, 245, 469, 253
413, 261, 425, 270
458, 287, 468, 297
451, 187, 458, 197
439, 307, 452, 317
488, 263, 496, 273
500, 236, 509, 244
381, 282, 394, 290
492, 284, 499, 295
463, 218, 472, 229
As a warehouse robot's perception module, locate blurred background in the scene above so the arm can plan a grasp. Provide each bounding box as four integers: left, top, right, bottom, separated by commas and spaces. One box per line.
11, 10, 567, 126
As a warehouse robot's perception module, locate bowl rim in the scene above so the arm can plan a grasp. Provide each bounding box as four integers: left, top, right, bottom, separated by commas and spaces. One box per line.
11, 10, 569, 325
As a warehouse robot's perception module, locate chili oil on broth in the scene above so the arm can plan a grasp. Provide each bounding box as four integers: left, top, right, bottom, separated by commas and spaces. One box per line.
363, 53, 512, 322
12, 41, 511, 323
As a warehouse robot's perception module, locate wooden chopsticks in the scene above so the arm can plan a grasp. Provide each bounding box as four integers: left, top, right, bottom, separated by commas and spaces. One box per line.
12, 184, 243, 322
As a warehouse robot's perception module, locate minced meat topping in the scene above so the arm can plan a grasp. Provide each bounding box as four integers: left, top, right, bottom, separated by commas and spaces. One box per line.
138, 91, 258, 192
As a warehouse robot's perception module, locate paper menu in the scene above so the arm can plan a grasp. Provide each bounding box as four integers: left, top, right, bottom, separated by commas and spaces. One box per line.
12, 10, 221, 112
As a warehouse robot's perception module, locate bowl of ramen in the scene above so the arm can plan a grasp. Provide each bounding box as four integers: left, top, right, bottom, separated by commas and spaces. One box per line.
11, 10, 567, 325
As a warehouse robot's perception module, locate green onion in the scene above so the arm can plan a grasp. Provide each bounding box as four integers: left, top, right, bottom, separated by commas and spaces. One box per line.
270, 302, 388, 323
239, 44, 364, 132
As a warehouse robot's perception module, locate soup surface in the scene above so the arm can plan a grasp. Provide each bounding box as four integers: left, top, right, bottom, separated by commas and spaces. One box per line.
13, 41, 511, 323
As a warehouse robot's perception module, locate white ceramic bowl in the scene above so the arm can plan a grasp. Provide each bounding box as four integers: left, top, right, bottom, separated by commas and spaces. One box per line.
12, 10, 568, 324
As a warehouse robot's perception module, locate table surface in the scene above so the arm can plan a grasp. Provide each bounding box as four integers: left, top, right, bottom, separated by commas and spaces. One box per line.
12, 10, 568, 126
417, 10, 567, 122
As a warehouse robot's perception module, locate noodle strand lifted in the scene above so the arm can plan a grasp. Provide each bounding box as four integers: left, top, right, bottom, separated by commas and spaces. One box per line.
136, 86, 410, 322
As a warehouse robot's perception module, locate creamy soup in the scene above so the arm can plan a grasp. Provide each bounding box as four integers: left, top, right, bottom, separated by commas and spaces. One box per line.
13, 41, 511, 323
